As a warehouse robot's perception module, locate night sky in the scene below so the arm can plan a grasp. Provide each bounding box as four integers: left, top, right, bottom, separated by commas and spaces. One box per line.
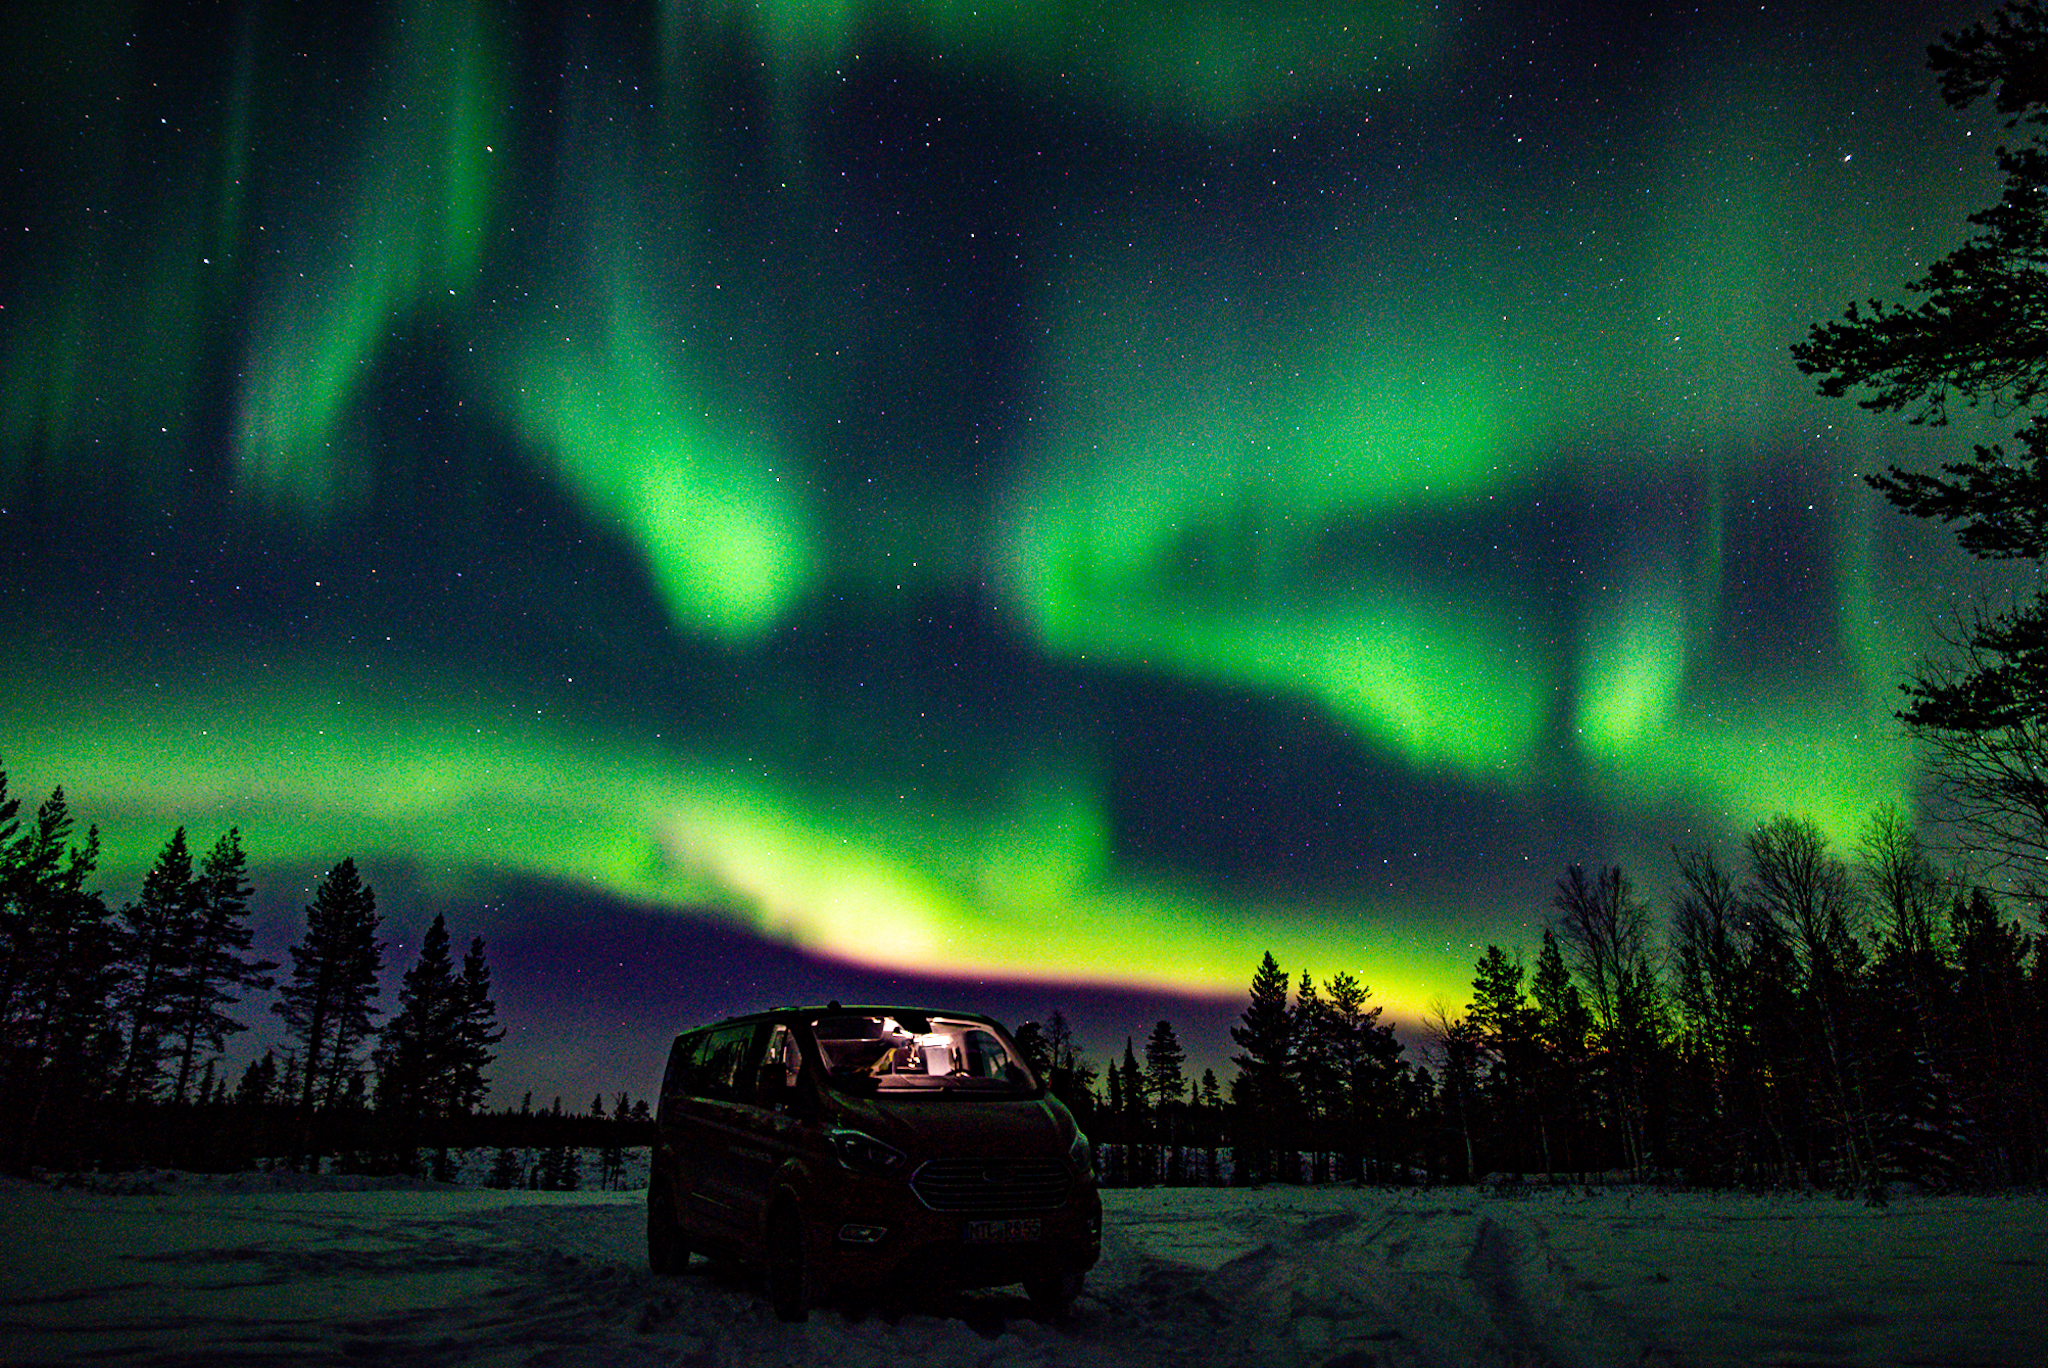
0, 0, 2012, 1102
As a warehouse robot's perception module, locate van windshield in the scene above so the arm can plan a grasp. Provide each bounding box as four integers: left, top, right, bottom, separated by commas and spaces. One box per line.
807, 1013, 1038, 1096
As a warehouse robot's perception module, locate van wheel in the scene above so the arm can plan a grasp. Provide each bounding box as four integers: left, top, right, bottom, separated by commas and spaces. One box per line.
647, 1186, 690, 1274
1024, 1270, 1083, 1319
767, 1203, 812, 1322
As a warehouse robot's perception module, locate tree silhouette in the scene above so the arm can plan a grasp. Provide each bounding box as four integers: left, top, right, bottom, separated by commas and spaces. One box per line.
1551, 865, 1661, 1175
1144, 1019, 1186, 1183
1795, 0, 2048, 881
373, 913, 463, 1159
115, 828, 196, 1104
452, 934, 504, 1116
1745, 815, 1877, 1192
165, 830, 274, 1106
0, 787, 118, 1167
1229, 950, 1296, 1183
1528, 928, 1592, 1177
274, 859, 383, 1169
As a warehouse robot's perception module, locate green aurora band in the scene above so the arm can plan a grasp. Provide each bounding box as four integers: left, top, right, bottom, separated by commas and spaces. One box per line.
0, 0, 2004, 1019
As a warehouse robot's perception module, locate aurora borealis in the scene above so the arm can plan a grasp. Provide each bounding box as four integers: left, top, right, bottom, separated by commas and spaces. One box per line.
0, 0, 2014, 1095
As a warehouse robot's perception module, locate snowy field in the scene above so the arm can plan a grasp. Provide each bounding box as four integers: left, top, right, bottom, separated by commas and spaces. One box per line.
3, 1172, 2045, 1367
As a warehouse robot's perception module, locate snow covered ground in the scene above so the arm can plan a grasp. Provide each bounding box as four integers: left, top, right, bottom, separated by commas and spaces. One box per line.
3, 1171, 2044, 1367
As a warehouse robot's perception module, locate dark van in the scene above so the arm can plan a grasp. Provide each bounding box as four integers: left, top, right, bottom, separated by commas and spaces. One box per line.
648, 1004, 1101, 1321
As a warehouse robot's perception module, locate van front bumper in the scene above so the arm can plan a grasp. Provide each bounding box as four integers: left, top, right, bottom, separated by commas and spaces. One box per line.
807, 1184, 1101, 1291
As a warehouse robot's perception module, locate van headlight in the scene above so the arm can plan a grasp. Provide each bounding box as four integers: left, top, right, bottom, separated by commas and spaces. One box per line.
1069, 1132, 1095, 1182
829, 1128, 908, 1176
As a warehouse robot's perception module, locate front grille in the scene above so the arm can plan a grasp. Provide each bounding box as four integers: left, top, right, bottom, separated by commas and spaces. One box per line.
910, 1156, 1073, 1213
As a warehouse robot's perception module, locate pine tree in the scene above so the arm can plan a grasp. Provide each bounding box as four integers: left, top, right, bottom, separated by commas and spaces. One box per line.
5, 799, 120, 1167
0, 792, 115, 1093
273, 859, 383, 1169
1795, 1, 2048, 880
165, 830, 274, 1106
115, 828, 198, 1103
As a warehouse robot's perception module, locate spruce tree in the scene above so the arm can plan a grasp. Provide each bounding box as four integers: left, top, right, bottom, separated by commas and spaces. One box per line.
1118, 1038, 1146, 1183
235, 1051, 278, 1109
487, 1145, 523, 1189
1144, 1020, 1186, 1184
1468, 946, 1534, 1173
374, 914, 460, 1120
1290, 974, 1339, 1182
451, 935, 503, 1115
1322, 971, 1405, 1182
1143, 1020, 1185, 1109
1229, 951, 1295, 1183
1530, 929, 1591, 1178
0, 767, 25, 1046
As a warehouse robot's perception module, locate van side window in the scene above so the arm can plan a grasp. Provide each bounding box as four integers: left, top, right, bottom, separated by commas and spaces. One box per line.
696, 1022, 756, 1101
661, 1031, 705, 1114
758, 1023, 802, 1107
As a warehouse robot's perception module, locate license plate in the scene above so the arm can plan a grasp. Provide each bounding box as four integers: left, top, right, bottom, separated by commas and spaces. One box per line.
963, 1217, 1041, 1244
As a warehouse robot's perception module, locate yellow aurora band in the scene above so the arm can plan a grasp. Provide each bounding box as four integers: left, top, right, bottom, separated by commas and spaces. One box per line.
0, 0, 1985, 1018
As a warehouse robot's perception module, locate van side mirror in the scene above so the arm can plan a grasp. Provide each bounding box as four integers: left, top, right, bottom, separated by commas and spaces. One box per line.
755, 1063, 788, 1105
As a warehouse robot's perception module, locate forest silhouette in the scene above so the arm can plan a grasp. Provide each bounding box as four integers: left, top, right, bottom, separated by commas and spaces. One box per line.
3, 766, 2043, 1195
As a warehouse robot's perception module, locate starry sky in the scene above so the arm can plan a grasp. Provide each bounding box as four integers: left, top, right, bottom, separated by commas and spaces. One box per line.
0, 0, 2012, 1102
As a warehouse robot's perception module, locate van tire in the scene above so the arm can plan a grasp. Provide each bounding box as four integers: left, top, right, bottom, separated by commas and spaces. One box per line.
647, 1186, 690, 1274
767, 1202, 812, 1322
1024, 1269, 1083, 1319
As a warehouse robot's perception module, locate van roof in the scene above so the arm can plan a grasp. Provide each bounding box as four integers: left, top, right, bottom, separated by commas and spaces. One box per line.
675, 1004, 1002, 1036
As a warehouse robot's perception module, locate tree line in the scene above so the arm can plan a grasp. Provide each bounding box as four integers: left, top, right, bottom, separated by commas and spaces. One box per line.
10, 761, 2045, 1194
1029, 805, 2047, 1195
0, 766, 519, 1175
